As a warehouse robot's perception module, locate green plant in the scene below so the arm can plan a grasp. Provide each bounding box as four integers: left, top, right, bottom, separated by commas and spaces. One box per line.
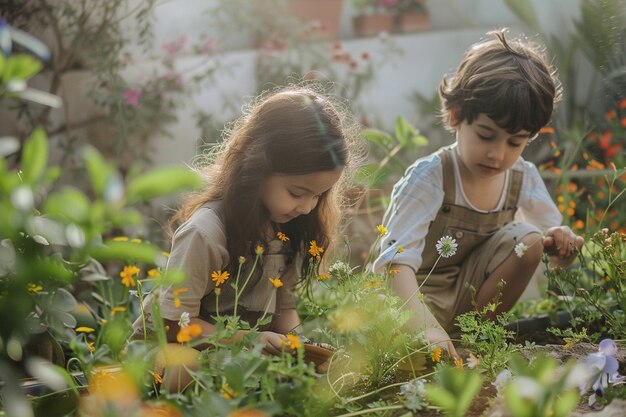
545, 228, 626, 340
501, 354, 581, 417
424, 365, 483, 417
456, 298, 521, 378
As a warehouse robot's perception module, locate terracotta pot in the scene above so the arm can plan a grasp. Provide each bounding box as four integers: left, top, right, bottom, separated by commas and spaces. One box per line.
352, 13, 395, 37
396, 11, 430, 33
286, 0, 344, 40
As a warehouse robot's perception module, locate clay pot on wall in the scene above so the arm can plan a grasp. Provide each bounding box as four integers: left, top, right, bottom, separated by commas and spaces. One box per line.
352, 13, 395, 37
395, 11, 430, 33
286, 0, 345, 40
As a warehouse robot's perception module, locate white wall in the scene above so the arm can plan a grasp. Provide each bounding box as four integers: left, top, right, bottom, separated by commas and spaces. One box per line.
140, 0, 584, 167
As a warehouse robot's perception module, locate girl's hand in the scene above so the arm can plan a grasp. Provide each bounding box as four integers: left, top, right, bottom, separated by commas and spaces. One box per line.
423, 327, 459, 359
258, 331, 289, 356
543, 226, 584, 265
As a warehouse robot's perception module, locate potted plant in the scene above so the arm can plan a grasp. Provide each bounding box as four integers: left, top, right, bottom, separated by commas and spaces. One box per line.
351, 0, 396, 37
394, 0, 430, 33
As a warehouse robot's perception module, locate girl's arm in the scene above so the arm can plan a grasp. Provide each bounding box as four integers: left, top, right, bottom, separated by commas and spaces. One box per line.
391, 264, 459, 358
164, 316, 290, 356
273, 308, 302, 335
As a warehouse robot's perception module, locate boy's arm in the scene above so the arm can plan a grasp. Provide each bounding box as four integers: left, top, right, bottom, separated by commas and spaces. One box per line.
391, 264, 458, 358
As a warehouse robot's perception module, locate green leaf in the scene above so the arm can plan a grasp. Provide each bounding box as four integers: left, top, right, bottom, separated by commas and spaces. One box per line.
126, 167, 202, 203
21, 128, 48, 186
362, 129, 393, 153
43, 187, 91, 224
553, 390, 579, 417
155, 268, 186, 286
91, 240, 163, 264
82, 145, 114, 197
394, 116, 414, 146
425, 385, 457, 414
2, 54, 43, 84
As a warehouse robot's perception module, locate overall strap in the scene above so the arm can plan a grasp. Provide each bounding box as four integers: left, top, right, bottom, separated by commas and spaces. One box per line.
439, 147, 456, 205
503, 164, 524, 210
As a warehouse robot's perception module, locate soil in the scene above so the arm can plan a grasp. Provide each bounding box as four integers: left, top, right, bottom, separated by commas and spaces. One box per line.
404, 337, 626, 416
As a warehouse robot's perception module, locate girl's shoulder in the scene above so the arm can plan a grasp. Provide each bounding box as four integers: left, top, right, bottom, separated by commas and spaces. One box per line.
176, 201, 226, 240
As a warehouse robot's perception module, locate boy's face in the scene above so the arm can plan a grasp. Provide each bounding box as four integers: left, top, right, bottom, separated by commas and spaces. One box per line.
259, 170, 342, 224
454, 113, 535, 179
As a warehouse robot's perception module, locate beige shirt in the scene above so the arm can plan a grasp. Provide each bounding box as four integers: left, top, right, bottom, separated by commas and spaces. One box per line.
134, 201, 298, 333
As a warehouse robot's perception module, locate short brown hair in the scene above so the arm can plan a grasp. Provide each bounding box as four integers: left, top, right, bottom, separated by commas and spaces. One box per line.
439, 28, 562, 136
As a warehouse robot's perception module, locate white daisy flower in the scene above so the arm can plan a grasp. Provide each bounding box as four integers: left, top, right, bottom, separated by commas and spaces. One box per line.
178, 311, 190, 328
435, 236, 458, 258
514, 242, 528, 258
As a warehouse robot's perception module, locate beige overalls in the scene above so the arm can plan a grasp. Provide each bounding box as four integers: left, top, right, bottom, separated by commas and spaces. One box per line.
417, 147, 540, 332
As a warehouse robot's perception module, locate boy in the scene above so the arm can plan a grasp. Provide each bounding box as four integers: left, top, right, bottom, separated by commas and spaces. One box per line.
374, 29, 584, 356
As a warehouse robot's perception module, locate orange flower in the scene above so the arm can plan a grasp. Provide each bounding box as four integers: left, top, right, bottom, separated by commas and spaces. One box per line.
605, 109, 617, 121
621, 117, 626, 128
567, 182, 577, 192
120, 265, 140, 287
276, 231, 289, 242
431, 347, 442, 362
454, 357, 464, 368
618, 98, 626, 109
316, 273, 329, 281
283, 334, 302, 350
221, 383, 238, 400
255, 245, 264, 255
308, 241, 324, 257
388, 269, 400, 275
147, 268, 160, 277
269, 277, 283, 288
211, 270, 230, 286
176, 324, 202, 343
539, 126, 555, 134
574, 220, 585, 230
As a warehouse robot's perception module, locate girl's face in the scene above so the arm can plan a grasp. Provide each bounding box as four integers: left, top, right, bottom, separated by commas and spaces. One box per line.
455, 113, 534, 180
260, 170, 342, 224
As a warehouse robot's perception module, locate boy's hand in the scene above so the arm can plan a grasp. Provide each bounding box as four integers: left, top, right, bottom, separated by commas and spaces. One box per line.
423, 327, 459, 359
542, 226, 584, 266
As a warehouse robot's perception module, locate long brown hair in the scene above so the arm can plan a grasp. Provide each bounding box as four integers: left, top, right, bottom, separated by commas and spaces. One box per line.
170, 86, 361, 276
439, 28, 562, 136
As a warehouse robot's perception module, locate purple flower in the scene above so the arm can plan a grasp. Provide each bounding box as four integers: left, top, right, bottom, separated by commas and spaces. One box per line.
583, 339, 625, 406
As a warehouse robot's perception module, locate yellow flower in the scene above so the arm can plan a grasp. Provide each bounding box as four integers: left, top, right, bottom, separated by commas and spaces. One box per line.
396, 246, 404, 254
283, 334, 302, 350
119, 265, 140, 287
87, 342, 95, 352
147, 268, 160, 277
277, 231, 289, 242
211, 270, 230, 287
113, 236, 129, 241
27, 283, 43, 294
308, 240, 324, 257
364, 280, 382, 288
76, 326, 95, 333
454, 357, 464, 368
388, 269, 400, 275
131, 238, 142, 244
238, 256, 246, 264
255, 245, 265, 255
173, 287, 188, 308
221, 383, 238, 400
431, 347, 442, 362
111, 306, 126, 316
563, 342, 572, 349
153, 372, 163, 385
317, 273, 329, 281
269, 277, 283, 288
162, 251, 170, 257
176, 323, 202, 343
376, 225, 388, 237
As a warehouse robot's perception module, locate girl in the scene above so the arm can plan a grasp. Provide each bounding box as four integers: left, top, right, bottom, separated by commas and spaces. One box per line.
133, 86, 360, 357
374, 30, 584, 357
